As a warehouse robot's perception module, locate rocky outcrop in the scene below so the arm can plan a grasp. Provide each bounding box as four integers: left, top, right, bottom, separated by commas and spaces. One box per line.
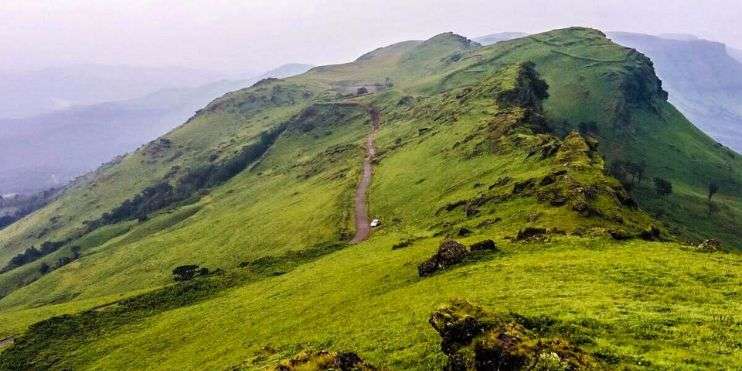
429, 300, 598, 370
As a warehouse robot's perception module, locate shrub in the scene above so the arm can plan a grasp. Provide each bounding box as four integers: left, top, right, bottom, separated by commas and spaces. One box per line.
172, 265, 200, 281
653, 177, 672, 196
708, 181, 719, 201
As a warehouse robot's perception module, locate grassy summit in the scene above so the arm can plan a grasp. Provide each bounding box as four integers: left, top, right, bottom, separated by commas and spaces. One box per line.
0, 27, 739, 370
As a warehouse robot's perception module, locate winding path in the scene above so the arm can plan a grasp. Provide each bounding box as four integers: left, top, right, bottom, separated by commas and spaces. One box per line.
351, 107, 380, 243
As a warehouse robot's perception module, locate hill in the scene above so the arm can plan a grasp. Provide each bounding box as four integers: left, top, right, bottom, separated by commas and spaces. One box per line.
0, 28, 739, 370
473, 32, 527, 45
608, 32, 742, 152
0, 64, 230, 120
0, 64, 313, 194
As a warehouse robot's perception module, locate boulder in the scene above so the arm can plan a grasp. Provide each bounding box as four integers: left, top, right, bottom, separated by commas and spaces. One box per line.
470, 240, 498, 252
418, 240, 469, 277
515, 227, 547, 241
430, 300, 598, 370
695, 239, 723, 252
274, 350, 375, 371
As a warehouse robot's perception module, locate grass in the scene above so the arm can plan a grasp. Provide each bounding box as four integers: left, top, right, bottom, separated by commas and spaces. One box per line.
0, 27, 739, 369
4, 236, 739, 370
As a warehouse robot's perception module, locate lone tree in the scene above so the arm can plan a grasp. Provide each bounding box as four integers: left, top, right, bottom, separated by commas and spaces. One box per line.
356, 87, 368, 95
708, 181, 719, 201
653, 177, 673, 197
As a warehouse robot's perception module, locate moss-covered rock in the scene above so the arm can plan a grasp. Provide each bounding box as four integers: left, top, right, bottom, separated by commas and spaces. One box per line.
418, 240, 469, 276
469, 240, 498, 252
274, 350, 375, 371
430, 300, 598, 370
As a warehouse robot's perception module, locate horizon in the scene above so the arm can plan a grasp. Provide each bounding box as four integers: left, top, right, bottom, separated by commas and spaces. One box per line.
2, 0, 741, 73
2, 28, 739, 75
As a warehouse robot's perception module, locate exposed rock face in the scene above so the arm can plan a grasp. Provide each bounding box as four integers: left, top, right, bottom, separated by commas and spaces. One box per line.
418, 240, 469, 276
429, 300, 597, 370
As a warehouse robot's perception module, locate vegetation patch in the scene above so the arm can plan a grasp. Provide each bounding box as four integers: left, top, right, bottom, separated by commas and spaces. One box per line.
0, 275, 236, 370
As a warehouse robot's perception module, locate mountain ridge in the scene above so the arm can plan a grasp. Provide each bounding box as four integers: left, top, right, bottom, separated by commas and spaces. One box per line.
0, 27, 739, 370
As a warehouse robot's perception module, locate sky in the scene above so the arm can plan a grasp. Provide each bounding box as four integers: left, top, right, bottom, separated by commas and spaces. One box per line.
1, 0, 741, 73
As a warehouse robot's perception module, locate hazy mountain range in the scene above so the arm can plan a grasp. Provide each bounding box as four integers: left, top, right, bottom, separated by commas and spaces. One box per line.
0, 65, 236, 119
0, 63, 312, 194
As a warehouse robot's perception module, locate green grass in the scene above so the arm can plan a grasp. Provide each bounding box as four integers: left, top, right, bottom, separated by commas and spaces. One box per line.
5, 236, 739, 370
0, 27, 740, 369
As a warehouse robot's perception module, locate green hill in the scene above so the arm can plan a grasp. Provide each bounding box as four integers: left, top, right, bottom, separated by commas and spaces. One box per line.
0, 27, 739, 370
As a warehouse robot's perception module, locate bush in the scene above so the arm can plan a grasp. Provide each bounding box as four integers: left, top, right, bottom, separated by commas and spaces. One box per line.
172, 265, 200, 281
653, 177, 672, 196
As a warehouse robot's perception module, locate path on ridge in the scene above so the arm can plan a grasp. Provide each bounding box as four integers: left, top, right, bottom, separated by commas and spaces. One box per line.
351, 106, 380, 243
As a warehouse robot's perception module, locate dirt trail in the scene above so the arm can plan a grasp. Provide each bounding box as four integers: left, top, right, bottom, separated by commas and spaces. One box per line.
351, 107, 380, 243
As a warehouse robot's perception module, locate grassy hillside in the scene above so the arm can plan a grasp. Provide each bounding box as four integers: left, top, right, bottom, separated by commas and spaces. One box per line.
0, 28, 739, 370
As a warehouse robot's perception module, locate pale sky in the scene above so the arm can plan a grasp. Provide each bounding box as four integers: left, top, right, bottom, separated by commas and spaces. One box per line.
1, 0, 741, 73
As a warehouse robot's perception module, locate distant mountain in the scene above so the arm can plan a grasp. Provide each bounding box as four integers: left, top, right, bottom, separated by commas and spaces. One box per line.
728, 47, 742, 63
0, 64, 231, 119
608, 32, 742, 152
473, 32, 527, 45
0, 63, 313, 194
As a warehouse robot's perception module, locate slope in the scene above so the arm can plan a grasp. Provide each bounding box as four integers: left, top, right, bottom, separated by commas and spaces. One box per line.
608, 32, 742, 152
0, 28, 739, 370
0, 64, 313, 194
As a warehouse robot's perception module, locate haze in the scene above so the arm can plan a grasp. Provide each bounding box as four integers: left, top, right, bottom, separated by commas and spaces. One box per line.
2, 0, 741, 73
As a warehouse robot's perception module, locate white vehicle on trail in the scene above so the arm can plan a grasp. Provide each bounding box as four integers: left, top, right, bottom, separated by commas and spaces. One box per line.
370, 219, 380, 227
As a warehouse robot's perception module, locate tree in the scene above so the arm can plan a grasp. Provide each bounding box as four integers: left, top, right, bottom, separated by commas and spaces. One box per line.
653, 177, 673, 197
39, 262, 50, 274
708, 181, 719, 201
626, 162, 645, 184
356, 87, 369, 95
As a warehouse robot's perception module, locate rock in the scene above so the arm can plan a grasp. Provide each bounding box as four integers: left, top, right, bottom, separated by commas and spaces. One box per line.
609, 229, 632, 240
696, 239, 723, 252
550, 197, 567, 206
429, 300, 598, 370
458, 227, 473, 236
274, 350, 375, 371
512, 179, 536, 194
639, 225, 661, 241
539, 170, 566, 186
429, 299, 492, 354
515, 227, 547, 241
473, 323, 532, 370
470, 240, 498, 252
418, 240, 469, 277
